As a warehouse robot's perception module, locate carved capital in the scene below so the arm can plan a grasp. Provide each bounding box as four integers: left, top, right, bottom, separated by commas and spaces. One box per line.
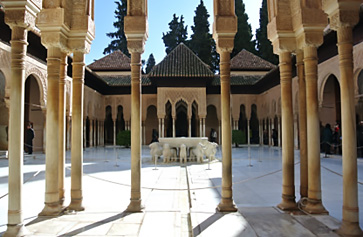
329, 10, 360, 30
124, 15, 148, 53
213, 16, 237, 53
2, 1, 40, 30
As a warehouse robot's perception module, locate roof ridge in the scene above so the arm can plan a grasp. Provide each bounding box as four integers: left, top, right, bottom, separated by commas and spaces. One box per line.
230, 49, 276, 71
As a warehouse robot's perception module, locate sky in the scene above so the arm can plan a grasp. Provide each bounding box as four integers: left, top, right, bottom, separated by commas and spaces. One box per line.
85, 0, 263, 65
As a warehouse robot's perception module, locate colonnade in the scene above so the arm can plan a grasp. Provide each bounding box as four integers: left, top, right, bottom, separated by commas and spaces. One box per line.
268, 0, 362, 235
2, 0, 95, 235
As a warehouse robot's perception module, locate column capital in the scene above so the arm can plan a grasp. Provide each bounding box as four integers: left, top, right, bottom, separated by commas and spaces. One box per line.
323, 1, 361, 30
125, 15, 148, 54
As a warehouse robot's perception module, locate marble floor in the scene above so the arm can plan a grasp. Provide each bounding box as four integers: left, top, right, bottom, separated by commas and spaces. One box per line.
0, 146, 362, 236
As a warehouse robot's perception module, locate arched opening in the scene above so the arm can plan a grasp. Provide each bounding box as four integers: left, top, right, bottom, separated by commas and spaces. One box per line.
165, 101, 172, 137
206, 105, 219, 142
145, 105, 158, 144
356, 70, 363, 123
0, 70, 8, 150
116, 105, 125, 136
263, 118, 269, 145
85, 116, 90, 147
250, 104, 259, 144
175, 100, 188, 137
320, 75, 341, 126
24, 75, 44, 152
104, 106, 113, 145
191, 101, 198, 137
238, 104, 247, 144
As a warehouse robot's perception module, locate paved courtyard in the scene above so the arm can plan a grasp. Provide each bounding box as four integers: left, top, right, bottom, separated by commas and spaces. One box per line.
0, 146, 362, 236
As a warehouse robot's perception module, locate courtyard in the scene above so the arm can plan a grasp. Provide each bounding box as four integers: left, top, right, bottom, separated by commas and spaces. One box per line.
0, 146, 362, 236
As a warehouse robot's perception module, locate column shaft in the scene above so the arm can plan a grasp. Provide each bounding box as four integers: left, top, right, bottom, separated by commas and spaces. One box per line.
277, 51, 297, 211
127, 52, 143, 212
39, 47, 62, 216
6, 26, 28, 235
336, 26, 362, 236
188, 118, 192, 137
217, 51, 237, 212
162, 119, 165, 138
304, 46, 327, 214
172, 117, 176, 137
297, 49, 308, 199
69, 52, 85, 211
58, 52, 67, 206
203, 118, 206, 137
247, 120, 250, 145
113, 119, 116, 146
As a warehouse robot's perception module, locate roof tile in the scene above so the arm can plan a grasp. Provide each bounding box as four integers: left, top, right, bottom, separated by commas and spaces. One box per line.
230, 49, 276, 71
88, 51, 131, 71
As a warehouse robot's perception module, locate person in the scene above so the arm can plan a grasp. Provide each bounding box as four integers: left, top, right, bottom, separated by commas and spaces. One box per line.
210, 128, 217, 143
25, 122, 35, 154
272, 129, 278, 146
151, 129, 159, 143
332, 122, 341, 154
322, 123, 332, 157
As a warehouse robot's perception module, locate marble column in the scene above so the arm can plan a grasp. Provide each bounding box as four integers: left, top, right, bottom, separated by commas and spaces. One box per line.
68, 52, 85, 211
58, 52, 67, 206
39, 46, 61, 216
277, 51, 297, 211
303, 46, 327, 214
247, 119, 251, 145
127, 51, 143, 212
5, 26, 28, 236
158, 118, 161, 139
336, 26, 362, 236
199, 118, 203, 137
90, 119, 93, 147
162, 118, 165, 138
297, 50, 308, 199
217, 51, 237, 212
113, 118, 116, 146
172, 117, 176, 137
188, 117, 192, 137
203, 118, 206, 137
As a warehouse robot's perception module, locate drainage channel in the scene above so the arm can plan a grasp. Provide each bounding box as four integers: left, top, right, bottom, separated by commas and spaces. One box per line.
180, 165, 193, 237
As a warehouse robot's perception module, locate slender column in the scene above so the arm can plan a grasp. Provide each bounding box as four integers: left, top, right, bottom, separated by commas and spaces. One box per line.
161, 118, 165, 138
297, 50, 308, 199
39, 47, 61, 216
66, 115, 71, 150
203, 118, 206, 137
199, 119, 202, 137
58, 52, 67, 206
217, 51, 237, 212
113, 118, 116, 146
5, 26, 29, 236
278, 117, 281, 147
218, 120, 221, 144
90, 119, 93, 147
294, 115, 299, 149
259, 121, 263, 145
247, 119, 250, 145
188, 117, 192, 137
336, 26, 362, 236
277, 51, 297, 211
172, 117, 176, 137
158, 118, 161, 139
68, 52, 85, 211
268, 119, 272, 146
127, 52, 143, 212
303, 46, 327, 214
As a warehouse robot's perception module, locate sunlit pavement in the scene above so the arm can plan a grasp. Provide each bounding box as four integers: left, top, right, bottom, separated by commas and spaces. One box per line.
0, 146, 362, 236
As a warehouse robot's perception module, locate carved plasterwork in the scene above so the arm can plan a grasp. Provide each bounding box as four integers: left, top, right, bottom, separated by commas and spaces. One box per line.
157, 88, 206, 118
25, 66, 47, 108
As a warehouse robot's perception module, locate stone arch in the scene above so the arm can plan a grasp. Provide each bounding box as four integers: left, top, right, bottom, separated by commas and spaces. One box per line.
25, 67, 47, 109
238, 104, 247, 144
104, 105, 113, 145
250, 104, 259, 144
0, 70, 8, 149
191, 101, 198, 137
319, 73, 340, 107
165, 101, 172, 137
116, 105, 125, 135
320, 74, 341, 127
145, 105, 158, 144
206, 104, 219, 141
207, 102, 221, 120
175, 99, 188, 137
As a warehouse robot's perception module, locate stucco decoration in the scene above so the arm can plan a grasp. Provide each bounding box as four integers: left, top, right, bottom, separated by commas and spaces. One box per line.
157, 88, 206, 118
25, 67, 47, 108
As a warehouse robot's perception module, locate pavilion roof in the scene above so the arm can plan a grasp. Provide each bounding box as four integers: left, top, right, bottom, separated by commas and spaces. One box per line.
87, 50, 131, 71
149, 43, 214, 78
99, 75, 151, 86
230, 49, 276, 71
211, 75, 263, 86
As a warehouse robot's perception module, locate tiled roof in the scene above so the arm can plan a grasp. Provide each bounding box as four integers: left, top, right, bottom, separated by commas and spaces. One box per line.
149, 43, 214, 78
230, 49, 276, 71
88, 51, 131, 71
211, 75, 263, 86
100, 75, 151, 86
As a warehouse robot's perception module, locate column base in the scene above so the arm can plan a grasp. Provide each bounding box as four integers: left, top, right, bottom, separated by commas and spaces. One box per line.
126, 199, 144, 212
217, 198, 238, 212
68, 198, 85, 212
277, 194, 298, 211
303, 198, 328, 214
336, 220, 363, 237
3, 224, 31, 237
39, 202, 63, 216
